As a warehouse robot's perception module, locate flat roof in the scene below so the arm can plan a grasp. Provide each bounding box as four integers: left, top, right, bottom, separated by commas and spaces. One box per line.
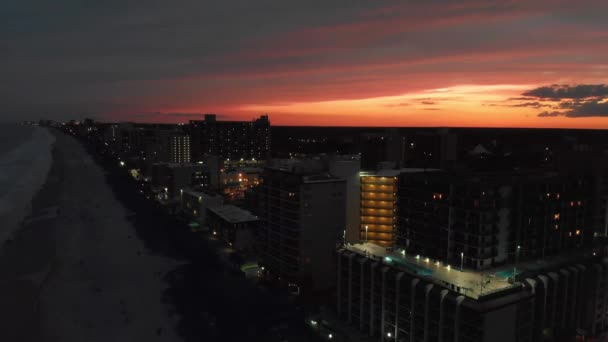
303, 173, 344, 183
208, 205, 259, 224
345, 243, 517, 300
360, 168, 441, 177
182, 189, 220, 199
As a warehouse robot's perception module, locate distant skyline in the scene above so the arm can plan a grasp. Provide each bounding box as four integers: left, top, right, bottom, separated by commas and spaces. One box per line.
2, 1, 608, 128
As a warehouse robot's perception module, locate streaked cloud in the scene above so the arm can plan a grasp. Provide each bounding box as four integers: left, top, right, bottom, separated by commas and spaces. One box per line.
1, 0, 607, 127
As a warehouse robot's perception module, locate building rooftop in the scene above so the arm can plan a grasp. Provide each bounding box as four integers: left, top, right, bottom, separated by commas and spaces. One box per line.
303, 173, 344, 183
164, 162, 207, 169
182, 189, 221, 199
344, 243, 519, 300
359, 168, 441, 177
208, 205, 259, 224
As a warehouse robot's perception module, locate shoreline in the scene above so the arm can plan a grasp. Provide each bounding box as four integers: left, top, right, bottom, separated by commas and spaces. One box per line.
1, 129, 316, 342
0, 128, 60, 341
0, 126, 55, 253
1, 130, 180, 342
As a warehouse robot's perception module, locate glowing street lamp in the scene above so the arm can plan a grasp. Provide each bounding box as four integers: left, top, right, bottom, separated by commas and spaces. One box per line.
460, 252, 464, 271
365, 225, 369, 242
514, 245, 521, 281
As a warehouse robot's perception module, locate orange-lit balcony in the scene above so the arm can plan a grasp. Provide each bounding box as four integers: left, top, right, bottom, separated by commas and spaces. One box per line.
361, 200, 394, 209
361, 193, 394, 201
360, 176, 396, 185
360, 216, 395, 225
360, 208, 393, 217
361, 184, 395, 193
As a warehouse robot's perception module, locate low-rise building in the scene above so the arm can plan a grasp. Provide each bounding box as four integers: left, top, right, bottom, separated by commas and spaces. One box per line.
207, 205, 259, 252
180, 189, 223, 227
151, 163, 210, 201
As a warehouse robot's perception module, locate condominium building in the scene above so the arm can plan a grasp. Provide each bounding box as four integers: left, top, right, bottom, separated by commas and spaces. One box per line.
188, 114, 270, 162
360, 172, 399, 247
257, 161, 346, 291
359, 169, 439, 248
337, 243, 607, 341
397, 170, 597, 270
169, 134, 190, 163
338, 168, 608, 341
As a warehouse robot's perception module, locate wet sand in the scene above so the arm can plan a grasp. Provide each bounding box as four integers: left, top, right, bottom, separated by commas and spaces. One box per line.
0, 131, 178, 342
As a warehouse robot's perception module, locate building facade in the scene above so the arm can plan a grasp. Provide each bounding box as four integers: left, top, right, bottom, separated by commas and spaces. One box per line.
257, 164, 346, 291
337, 243, 608, 342
189, 114, 271, 162
180, 189, 223, 226
207, 205, 259, 252
396, 171, 597, 271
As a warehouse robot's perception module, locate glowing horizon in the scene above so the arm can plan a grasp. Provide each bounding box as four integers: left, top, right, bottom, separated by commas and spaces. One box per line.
3, 1, 608, 128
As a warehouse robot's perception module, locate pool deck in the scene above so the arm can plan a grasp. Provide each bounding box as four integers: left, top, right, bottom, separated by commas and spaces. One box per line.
345, 243, 517, 299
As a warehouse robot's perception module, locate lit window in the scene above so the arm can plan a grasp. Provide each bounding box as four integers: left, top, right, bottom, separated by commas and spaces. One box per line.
554, 213, 560, 220
575, 229, 581, 236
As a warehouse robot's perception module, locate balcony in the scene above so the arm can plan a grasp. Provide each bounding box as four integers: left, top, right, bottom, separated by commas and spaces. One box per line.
361, 200, 394, 209
361, 193, 394, 201
360, 208, 394, 217
361, 216, 395, 225
361, 184, 395, 193
361, 176, 396, 185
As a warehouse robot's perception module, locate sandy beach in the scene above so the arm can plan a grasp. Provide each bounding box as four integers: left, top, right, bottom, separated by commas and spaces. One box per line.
0, 130, 179, 342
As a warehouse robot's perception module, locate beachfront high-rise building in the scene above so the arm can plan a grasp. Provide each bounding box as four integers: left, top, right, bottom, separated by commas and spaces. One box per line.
328, 156, 362, 245
169, 134, 190, 163
337, 168, 608, 341
337, 242, 607, 341
257, 160, 346, 291
359, 172, 399, 247
397, 170, 598, 271
188, 114, 271, 162
144, 129, 191, 167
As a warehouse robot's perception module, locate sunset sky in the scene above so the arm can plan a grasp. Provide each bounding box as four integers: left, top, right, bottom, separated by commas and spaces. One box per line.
2, 0, 608, 127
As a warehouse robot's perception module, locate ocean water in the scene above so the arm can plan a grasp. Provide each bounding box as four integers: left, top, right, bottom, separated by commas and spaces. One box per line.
0, 124, 55, 249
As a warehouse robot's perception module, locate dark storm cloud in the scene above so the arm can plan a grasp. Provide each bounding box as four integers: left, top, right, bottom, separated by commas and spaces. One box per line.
522, 84, 608, 118
567, 101, 608, 117
523, 84, 608, 100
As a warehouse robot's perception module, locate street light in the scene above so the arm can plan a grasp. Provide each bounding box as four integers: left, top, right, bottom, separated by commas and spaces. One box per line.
460, 252, 464, 271
514, 245, 521, 282
365, 225, 369, 243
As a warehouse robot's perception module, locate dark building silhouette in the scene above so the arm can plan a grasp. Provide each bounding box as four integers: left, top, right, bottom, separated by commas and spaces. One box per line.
188, 114, 270, 162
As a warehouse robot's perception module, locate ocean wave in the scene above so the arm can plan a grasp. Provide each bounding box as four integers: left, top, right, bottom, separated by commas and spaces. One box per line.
0, 127, 55, 249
